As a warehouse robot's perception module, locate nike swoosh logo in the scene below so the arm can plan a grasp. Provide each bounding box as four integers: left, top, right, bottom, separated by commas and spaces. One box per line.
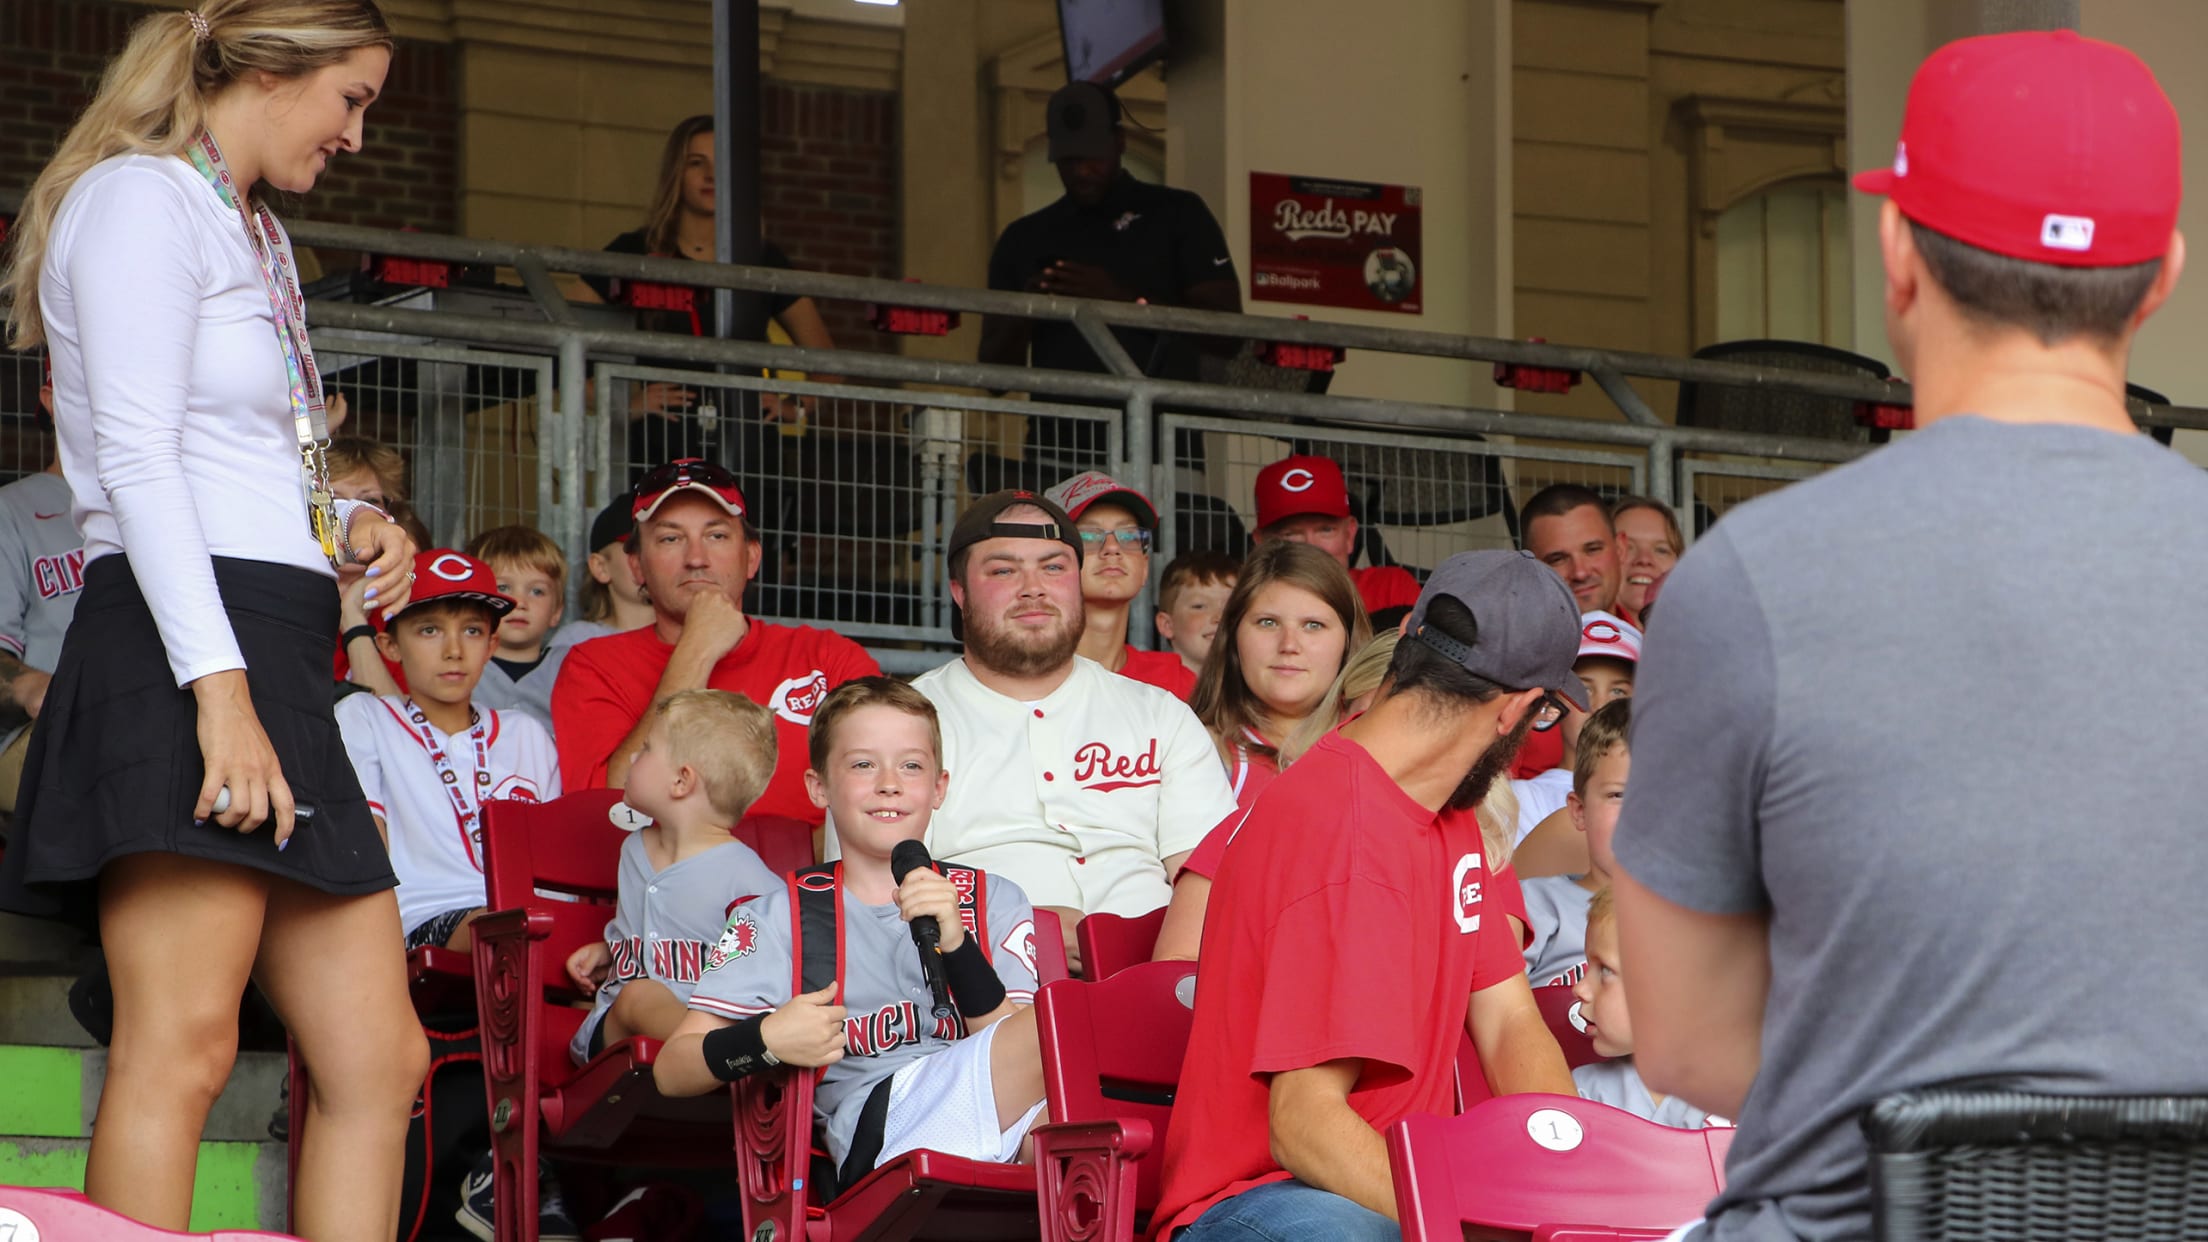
1212, 257, 1232, 266
33, 512, 65, 521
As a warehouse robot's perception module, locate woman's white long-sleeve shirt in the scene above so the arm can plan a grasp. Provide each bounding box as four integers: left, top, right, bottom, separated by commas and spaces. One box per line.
41, 153, 339, 686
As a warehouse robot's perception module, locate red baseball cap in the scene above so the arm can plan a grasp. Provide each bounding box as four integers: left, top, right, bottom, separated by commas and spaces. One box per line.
1254, 455, 1352, 531
1854, 30, 2180, 268
632, 458, 748, 524
383, 549, 514, 628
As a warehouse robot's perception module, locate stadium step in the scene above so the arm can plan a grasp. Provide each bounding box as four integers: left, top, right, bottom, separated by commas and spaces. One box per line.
0, 971, 292, 1232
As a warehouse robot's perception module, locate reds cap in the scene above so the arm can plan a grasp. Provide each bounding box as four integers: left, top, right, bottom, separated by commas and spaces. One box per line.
385, 549, 514, 628
1044, 470, 1157, 528
1254, 454, 1353, 531
1405, 549, 1587, 709
1575, 610, 1642, 664
632, 458, 747, 524
1854, 30, 2180, 267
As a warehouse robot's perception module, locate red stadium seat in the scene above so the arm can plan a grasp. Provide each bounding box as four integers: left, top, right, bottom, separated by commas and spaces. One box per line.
0, 1186, 300, 1240
1535, 983, 1607, 1070
1031, 959, 1200, 1242
1388, 1094, 1729, 1242
472, 789, 812, 1242
1074, 908, 1166, 980
1032, 908, 1071, 987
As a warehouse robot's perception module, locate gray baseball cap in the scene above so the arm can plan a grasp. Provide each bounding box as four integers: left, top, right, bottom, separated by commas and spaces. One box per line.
1405, 550, 1589, 710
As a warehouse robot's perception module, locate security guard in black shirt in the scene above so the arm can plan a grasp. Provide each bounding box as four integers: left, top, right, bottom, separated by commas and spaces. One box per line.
981, 82, 1243, 389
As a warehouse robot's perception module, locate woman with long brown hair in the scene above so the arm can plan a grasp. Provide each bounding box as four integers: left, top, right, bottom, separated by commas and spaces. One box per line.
0, 3, 427, 1236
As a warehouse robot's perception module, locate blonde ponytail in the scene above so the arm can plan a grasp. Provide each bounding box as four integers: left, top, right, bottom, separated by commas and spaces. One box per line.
2, 0, 391, 349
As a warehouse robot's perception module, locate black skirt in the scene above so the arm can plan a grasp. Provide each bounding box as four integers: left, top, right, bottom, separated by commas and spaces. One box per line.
0, 554, 394, 929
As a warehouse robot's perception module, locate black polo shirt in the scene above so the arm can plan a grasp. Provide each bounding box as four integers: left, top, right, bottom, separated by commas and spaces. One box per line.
987, 172, 1236, 382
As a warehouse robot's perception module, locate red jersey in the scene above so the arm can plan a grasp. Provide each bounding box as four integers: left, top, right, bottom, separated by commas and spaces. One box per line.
1152, 732, 1523, 1237
1350, 563, 1422, 615
1119, 646, 1198, 701
550, 619, 879, 825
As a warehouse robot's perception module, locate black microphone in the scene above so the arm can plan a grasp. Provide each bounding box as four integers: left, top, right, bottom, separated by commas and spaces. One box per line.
890, 840, 954, 1020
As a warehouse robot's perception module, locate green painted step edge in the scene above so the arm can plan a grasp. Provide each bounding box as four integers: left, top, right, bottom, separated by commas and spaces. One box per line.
0, 1046, 79, 1138
0, 1137, 286, 1232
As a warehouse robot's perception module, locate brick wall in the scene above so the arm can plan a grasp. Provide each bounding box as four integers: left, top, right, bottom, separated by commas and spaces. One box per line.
761, 82, 898, 352
0, 0, 458, 235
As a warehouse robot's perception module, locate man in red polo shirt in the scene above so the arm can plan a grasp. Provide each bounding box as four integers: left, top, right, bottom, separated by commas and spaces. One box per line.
551, 459, 879, 825
1154, 550, 1579, 1241
1250, 454, 1421, 617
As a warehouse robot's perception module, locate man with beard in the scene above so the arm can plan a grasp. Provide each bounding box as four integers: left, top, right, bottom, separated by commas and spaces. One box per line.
892, 490, 1235, 975
552, 459, 879, 825
1153, 550, 1581, 1241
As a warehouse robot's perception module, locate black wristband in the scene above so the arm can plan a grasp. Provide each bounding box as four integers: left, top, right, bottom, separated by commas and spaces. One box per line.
701, 1017, 779, 1083
341, 624, 379, 647
942, 938, 1008, 1018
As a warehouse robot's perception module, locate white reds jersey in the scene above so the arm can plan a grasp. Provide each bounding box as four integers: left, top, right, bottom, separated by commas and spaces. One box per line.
823, 656, 1234, 918
336, 694, 562, 935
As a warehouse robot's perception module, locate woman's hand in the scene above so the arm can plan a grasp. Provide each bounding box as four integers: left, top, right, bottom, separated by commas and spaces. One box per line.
349, 512, 417, 622
190, 669, 297, 845
631, 382, 698, 422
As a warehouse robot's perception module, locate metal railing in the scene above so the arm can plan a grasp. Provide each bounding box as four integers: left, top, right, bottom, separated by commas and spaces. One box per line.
13, 214, 2206, 666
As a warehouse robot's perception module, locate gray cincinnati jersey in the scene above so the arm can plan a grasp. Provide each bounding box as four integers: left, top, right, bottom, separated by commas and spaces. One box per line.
1521, 875, 1595, 988
1574, 1058, 1726, 1130
0, 472, 85, 747
570, 833, 784, 1065
687, 872, 1041, 1165
473, 644, 573, 737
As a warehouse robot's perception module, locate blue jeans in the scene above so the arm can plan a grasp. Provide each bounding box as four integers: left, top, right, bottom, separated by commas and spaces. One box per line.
1177, 1179, 1400, 1242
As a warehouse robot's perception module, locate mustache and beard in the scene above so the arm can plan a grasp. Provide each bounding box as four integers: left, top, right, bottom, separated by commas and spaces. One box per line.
1446, 711, 1538, 813
962, 596, 1084, 679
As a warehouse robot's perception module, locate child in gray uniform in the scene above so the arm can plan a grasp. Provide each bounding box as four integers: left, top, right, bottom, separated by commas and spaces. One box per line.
1570, 886, 1726, 1130
654, 677, 1049, 1184
566, 689, 784, 1062
1521, 699, 1631, 987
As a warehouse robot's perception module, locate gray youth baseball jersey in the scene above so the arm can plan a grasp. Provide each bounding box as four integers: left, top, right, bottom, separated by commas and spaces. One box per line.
570, 832, 784, 1064
473, 644, 572, 737
1573, 1058, 1723, 1130
687, 871, 1041, 1165
1520, 874, 1594, 987
0, 473, 85, 748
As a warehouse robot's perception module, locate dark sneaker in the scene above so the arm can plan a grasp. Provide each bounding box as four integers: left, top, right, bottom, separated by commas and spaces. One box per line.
454, 1153, 496, 1242
537, 1159, 581, 1242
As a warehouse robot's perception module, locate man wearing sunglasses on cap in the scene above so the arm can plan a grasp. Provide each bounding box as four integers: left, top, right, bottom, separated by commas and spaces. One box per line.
551, 459, 879, 828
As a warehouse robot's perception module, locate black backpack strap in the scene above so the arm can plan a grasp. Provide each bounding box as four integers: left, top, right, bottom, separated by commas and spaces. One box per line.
788, 862, 843, 998
938, 863, 990, 963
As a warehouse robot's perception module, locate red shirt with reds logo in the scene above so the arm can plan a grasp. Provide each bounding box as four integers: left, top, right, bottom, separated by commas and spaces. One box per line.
1119, 646, 1198, 702
1153, 732, 1524, 1238
1350, 563, 1422, 615
550, 619, 879, 825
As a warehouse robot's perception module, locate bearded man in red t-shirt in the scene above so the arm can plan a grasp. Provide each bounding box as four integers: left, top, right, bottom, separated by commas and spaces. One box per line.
1153, 549, 1581, 1241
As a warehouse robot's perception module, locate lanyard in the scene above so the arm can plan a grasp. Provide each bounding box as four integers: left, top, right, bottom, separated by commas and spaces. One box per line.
405, 699, 493, 870
183, 131, 342, 568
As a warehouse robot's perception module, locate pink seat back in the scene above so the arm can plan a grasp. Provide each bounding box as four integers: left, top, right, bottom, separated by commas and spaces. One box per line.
1076, 908, 1167, 980
0, 1186, 302, 1240
1036, 959, 1201, 1208
1032, 908, 1071, 986
1387, 1094, 1726, 1242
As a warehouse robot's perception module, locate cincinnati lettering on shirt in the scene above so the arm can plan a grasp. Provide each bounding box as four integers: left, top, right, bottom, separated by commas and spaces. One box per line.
610, 936, 715, 986
1072, 737, 1162, 791
33, 549, 86, 601
1544, 961, 1588, 988
842, 1001, 965, 1056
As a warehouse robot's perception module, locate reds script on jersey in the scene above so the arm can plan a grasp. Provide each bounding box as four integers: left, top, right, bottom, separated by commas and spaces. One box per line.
687, 870, 1039, 1166
570, 832, 782, 1064
335, 695, 560, 934
0, 473, 85, 747
846, 655, 1236, 918
551, 621, 879, 825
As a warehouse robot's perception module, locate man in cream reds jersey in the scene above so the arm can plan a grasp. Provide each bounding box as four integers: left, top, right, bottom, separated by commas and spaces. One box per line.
835, 490, 1234, 975
0, 374, 87, 814
552, 458, 879, 825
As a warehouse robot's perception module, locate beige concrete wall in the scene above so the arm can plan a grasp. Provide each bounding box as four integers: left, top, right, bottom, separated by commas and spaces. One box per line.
1166, 0, 1515, 409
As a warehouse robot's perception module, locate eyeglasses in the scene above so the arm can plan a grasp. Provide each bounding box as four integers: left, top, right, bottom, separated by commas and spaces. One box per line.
1529, 691, 1568, 733
636, 457, 742, 494
1078, 528, 1154, 551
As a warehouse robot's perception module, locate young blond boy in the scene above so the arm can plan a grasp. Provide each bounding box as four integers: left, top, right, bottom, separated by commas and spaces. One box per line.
1153, 549, 1238, 679
1520, 698, 1630, 986
566, 689, 784, 1064
653, 677, 1048, 1186
1510, 611, 1638, 845
1570, 886, 1725, 1130
466, 525, 571, 733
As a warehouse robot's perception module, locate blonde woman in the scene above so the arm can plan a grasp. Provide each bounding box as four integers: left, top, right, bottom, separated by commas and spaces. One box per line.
1156, 628, 1533, 961
0, 3, 427, 1236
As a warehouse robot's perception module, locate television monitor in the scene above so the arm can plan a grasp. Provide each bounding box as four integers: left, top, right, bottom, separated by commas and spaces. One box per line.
1058, 0, 1166, 87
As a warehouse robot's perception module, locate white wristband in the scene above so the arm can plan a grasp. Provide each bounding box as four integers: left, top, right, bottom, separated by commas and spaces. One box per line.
332, 499, 393, 566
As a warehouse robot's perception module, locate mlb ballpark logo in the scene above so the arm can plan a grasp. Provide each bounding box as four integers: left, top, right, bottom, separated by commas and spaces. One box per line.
769, 670, 832, 725
2041, 213, 2095, 253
